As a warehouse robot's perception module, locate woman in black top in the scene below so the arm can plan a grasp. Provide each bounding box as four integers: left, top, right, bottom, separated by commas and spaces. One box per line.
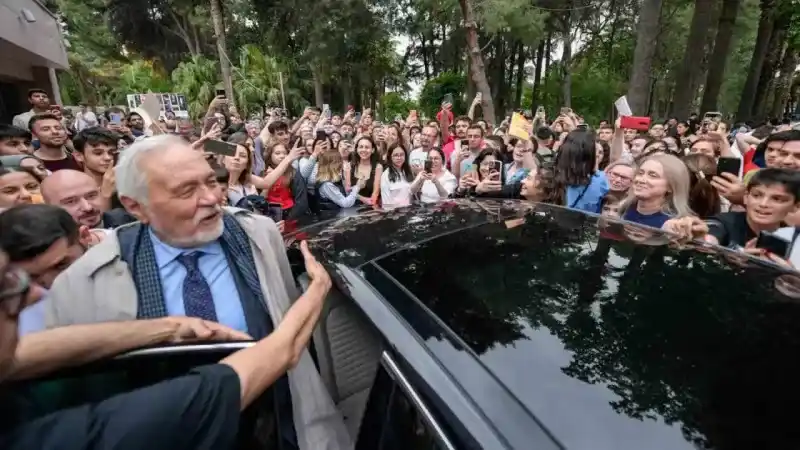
344, 136, 382, 206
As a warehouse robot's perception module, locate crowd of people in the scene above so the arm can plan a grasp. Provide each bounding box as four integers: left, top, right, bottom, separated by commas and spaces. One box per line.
1, 84, 799, 448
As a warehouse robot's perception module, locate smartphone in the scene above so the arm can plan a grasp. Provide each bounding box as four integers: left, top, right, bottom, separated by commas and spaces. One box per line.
316, 129, 327, 140
203, 139, 238, 157
354, 112, 362, 122
716, 157, 741, 177
619, 116, 652, 132
536, 105, 545, 115
424, 160, 433, 173
443, 93, 454, 106
491, 160, 503, 174
560, 107, 572, 116
110, 113, 122, 125
323, 104, 331, 120
460, 139, 469, 148
756, 231, 790, 258
468, 163, 478, 172
215, 88, 226, 98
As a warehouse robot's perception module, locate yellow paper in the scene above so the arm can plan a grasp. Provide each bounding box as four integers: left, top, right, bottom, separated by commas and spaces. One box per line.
509, 113, 530, 140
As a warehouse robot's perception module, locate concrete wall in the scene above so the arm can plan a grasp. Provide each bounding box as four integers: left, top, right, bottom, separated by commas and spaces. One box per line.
0, 0, 68, 70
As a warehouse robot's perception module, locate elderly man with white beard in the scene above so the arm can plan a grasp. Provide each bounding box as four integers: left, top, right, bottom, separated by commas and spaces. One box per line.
43, 135, 352, 450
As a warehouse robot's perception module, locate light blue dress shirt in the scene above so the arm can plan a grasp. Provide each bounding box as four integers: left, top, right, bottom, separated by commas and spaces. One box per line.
150, 229, 248, 333
18, 290, 48, 336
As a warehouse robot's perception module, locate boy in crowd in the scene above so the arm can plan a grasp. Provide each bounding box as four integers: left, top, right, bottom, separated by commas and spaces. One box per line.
704, 168, 800, 249
0, 125, 33, 156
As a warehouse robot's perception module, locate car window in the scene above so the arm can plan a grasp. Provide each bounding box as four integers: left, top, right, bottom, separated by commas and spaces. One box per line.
1, 343, 279, 449
357, 355, 455, 450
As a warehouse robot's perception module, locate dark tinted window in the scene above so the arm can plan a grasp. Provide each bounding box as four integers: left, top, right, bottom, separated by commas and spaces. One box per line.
1, 344, 279, 450
358, 361, 450, 450
374, 215, 800, 449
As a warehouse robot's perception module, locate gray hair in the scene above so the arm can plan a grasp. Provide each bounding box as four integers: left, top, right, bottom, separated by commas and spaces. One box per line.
116, 134, 187, 204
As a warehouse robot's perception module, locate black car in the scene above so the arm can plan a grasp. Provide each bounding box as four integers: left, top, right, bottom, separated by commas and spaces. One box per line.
10, 199, 800, 449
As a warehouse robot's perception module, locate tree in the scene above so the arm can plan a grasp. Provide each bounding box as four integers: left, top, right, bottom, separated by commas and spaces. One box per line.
459, 0, 496, 124
208, 0, 234, 104
701, 0, 742, 113
736, 0, 778, 120
671, 0, 718, 118
627, 0, 664, 115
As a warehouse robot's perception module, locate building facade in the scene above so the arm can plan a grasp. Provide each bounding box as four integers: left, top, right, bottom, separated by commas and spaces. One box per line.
0, 0, 68, 123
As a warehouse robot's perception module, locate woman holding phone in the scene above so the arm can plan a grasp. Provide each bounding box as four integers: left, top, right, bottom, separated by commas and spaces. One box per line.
344, 137, 382, 206
455, 149, 505, 197
410, 148, 457, 203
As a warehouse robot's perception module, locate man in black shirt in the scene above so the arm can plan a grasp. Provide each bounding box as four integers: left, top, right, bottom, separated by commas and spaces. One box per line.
706, 168, 800, 248
0, 240, 347, 449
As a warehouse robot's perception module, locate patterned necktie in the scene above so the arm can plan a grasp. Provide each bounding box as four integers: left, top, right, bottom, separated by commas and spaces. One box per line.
177, 252, 218, 321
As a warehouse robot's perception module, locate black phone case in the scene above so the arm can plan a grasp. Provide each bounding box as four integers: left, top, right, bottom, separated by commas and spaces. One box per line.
756, 232, 790, 257
203, 139, 237, 157
717, 157, 741, 176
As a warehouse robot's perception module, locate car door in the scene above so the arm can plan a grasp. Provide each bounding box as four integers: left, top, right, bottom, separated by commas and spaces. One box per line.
356, 350, 463, 450
0, 342, 285, 450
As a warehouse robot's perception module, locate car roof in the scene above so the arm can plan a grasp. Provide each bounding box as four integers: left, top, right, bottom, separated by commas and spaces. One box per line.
303, 199, 800, 449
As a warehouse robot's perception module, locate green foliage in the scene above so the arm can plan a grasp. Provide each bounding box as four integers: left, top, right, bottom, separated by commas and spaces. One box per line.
379, 92, 418, 121
171, 56, 219, 118
418, 72, 467, 119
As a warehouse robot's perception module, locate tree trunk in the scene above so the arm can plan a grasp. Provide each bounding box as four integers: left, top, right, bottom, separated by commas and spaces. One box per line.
770, 44, 798, 118
513, 42, 526, 110
531, 39, 545, 110
672, 0, 717, 118
209, 0, 234, 105
753, 13, 788, 118
700, 0, 741, 113
311, 66, 324, 108
544, 32, 552, 106
627, 0, 663, 116
561, 4, 579, 108
421, 35, 431, 81
459, 0, 496, 125
736, 0, 777, 121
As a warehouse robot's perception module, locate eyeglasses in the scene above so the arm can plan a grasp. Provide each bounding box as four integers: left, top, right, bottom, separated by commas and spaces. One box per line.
608, 171, 633, 182
0, 267, 30, 318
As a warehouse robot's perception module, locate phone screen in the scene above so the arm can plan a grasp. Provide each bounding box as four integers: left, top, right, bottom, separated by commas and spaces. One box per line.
443, 94, 454, 105
110, 113, 122, 125
460, 139, 469, 148
491, 160, 503, 174
424, 160, 433, 173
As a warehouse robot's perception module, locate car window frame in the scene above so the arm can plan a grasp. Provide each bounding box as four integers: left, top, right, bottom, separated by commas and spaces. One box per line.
11, 341, 255, 383
380, 350, 457, 450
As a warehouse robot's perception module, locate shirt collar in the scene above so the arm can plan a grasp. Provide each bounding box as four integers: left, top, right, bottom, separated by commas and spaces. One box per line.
148, 228, 223, 269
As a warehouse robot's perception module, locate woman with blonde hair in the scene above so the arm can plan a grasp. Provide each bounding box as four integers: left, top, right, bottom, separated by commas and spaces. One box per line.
618, 153, 693, 228
315, 150, 366, 209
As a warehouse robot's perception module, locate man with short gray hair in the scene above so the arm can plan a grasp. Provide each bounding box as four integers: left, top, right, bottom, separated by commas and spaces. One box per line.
44, 135, 352, 449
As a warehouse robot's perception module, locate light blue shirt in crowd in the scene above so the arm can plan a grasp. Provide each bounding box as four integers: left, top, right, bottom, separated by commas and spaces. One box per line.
18, 290, 48, 336
565, 171, 609, 214
150, 229, 248, 333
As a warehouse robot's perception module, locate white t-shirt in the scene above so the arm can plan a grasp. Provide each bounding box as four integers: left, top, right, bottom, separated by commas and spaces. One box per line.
380, 170, 412, 208
419, 170, 457, 203
409, 148, 429, 168
75, 110, 98, 131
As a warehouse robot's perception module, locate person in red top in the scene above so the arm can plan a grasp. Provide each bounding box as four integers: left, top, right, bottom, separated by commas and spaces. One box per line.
263, 142, 309, 219
442, 115, 472, 168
